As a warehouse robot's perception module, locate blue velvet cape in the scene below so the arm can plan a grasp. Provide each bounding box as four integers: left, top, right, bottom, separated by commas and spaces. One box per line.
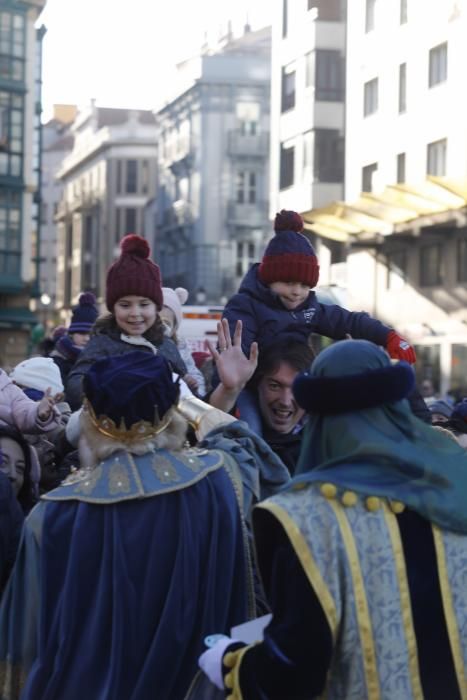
0, 449, 253, 700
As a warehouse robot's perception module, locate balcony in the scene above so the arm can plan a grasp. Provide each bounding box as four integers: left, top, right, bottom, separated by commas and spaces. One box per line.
227, 200, 268, 227
227, 130, 269, 158
160, 200, 194, 229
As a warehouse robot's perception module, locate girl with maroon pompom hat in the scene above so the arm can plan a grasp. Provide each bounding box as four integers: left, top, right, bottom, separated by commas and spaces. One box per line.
65, 235, 187, 410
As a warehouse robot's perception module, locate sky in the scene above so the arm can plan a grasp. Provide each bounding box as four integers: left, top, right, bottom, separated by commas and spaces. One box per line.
38, 0, 273, 121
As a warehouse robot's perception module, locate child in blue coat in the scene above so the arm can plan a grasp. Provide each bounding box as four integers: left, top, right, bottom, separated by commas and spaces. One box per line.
222, 210, 416, 430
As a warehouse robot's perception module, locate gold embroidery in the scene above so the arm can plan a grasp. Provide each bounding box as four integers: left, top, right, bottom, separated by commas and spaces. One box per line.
432, 525, 467, 700
329, 500, 380, 699
74, 466, 103, 495
152, 454, 181, 483
108, 458, 131, 495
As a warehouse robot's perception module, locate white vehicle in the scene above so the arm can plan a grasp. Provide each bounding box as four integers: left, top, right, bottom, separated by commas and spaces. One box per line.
181, 306, 223, 352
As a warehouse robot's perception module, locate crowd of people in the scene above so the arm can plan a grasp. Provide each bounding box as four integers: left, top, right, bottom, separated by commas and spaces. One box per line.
0, 213, 466, 699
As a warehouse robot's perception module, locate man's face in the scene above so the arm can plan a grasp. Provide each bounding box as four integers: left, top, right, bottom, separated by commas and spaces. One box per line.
258, 362, 305, 434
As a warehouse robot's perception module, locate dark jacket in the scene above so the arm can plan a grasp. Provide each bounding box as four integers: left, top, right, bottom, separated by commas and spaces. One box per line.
66, 328, 186, 410
223, 264, 392, 355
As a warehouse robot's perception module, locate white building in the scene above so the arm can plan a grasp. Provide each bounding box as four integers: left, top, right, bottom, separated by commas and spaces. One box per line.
269, 0, 346, 216
152, 26, 271, 304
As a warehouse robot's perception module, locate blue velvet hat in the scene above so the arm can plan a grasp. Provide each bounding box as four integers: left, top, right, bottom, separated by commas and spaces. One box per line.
83, 351, 180, 441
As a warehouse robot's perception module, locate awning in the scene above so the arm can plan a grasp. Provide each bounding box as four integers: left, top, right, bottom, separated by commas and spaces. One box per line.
0, 308, 38, 329
301, 176, 467, 242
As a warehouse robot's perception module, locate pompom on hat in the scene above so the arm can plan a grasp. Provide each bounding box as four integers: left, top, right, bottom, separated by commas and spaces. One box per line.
83, 351, 180, 441
10, 357, 64, 395
162, 287, 189, 330
258, 210, 320, 288
106, 234, 163, 311
69, 292, 99, 333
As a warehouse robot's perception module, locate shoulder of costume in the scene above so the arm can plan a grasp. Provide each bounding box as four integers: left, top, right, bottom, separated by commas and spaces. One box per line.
42, 448, 226, 504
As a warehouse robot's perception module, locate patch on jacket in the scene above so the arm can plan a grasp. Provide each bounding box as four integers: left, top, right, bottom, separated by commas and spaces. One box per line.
303, 308, 316, 324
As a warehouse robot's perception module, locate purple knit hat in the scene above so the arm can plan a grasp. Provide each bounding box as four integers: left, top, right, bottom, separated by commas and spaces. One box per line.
258, 210, 320, 288
69, 292, 98, 333
106, 235, 163, 311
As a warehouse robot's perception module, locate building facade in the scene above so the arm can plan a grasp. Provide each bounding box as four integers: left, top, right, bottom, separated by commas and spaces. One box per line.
54, 104, 157, 314
269, 0, 346, 216
0, 0, 47, 367
152, 26, 271, 304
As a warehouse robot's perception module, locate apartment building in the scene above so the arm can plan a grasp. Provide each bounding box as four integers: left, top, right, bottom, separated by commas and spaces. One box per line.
0, 0, 47, 366
55, 104, 157, 314
305, 0, 467, 394
152, 26, 271, 304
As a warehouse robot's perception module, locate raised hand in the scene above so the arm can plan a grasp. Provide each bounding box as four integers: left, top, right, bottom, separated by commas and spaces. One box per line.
208, 319, 258, 392
37, 387, 55, 421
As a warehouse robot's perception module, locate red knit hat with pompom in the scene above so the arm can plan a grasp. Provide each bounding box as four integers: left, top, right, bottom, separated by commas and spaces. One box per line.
258, 210, 320, 288
106, 234, 163, 310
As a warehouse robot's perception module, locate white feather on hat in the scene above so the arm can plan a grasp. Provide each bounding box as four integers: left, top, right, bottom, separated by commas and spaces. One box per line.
162, 287, 189, 330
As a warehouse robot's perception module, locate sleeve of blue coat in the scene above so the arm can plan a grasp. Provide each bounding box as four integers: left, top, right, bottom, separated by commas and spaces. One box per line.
222, 294, 259, 357
315, 302, 392, 345
0, 501, 45, 700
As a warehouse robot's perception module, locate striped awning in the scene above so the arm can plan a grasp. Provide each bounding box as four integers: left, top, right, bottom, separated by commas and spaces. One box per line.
301, 177, 467, 242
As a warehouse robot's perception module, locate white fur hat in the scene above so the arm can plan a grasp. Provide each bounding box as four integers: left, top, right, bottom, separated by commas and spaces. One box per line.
10, 357, 64, 395
162, 287, 189, 329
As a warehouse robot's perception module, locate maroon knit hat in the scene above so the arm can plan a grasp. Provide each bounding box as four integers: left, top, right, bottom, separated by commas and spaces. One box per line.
258, 210, 319, 288
106, 235, 163, 311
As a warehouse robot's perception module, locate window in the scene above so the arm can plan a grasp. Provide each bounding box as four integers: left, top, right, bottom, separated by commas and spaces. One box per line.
236, 171, 256, 204
427, 138, 447, 176
141, 160, 149, 194
400, 0, 407, 24
429, 43, 447, 87
397, 153, 406, 183
282, 0, 288, 37
0, 189, 21, 277
125, 208, 137, 234
0, 91, 23, 177
398, 63, 406, 113
303, 131, 313, 175
236, 102, 259, 135
457, 237, 467, 282
126, 160, 138, 193
363, 78, 378, 116
387, 249, 407, 289
362, 162, 378, 191
280, 143, 295, 189
305, 52, 313, 88
0, 11, 25, 82
314, 129, 344, 183
281, 65, 296, 112
316, 50, 344, 101
420, 244, 442, 286
365, 0, 376, 32
236, 240, 255, 277
308, 0, 344, 20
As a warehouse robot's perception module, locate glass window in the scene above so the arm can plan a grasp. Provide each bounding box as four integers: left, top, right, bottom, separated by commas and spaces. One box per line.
429, 43, 447, 87
126, 160, 138, 193
0, 188, 21, 277
316, 50, 344, 101
386, 249, 406, 289
420, 243, 442, 286
0, 91, 23, 177
362, 162, 378, 191
309, 0, 345, 20
400, 0, 408, 23
363, 78, 378, 116
314, 129, 344, 183
236, 171, 257, 204
397, 152, 406, 183
365, 0, 376, 32
279, 143, 295, 190
399, 63, 406, 113
427, 138, 447, 176
0, 10, 25, 80
236, 240, 256, 277
281, 65, 296, 112
125, 207, 137, 234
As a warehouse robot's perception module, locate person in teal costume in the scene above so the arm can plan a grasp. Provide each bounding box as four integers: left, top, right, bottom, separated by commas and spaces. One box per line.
0, 351, 290, 700
199, 339, 467, 699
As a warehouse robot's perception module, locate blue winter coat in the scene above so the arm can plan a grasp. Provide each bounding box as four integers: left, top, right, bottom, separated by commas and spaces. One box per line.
223, 264, 392, 355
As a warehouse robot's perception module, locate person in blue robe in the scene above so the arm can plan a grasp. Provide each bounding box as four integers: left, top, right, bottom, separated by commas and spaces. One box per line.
0, 350, 289, 700
199, 339, 467, 699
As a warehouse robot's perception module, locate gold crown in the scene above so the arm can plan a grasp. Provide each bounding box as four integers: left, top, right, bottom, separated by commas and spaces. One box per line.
83, 398, 173, 444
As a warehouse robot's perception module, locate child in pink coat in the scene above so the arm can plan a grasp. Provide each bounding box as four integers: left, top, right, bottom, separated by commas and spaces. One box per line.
0, 369, 59, 433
